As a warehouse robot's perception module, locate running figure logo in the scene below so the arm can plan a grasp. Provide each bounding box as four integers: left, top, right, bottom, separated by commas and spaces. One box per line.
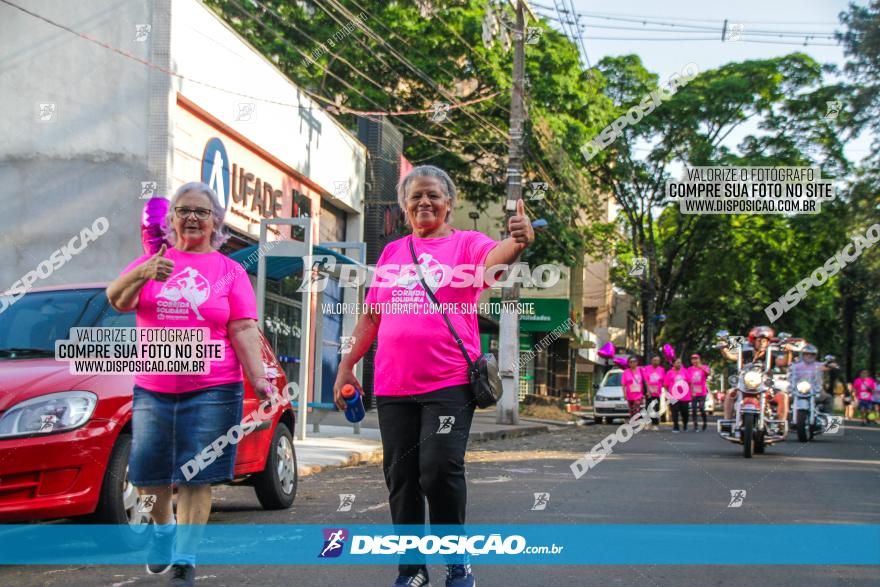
337, 494, 355, 512
728, 489, 747, 508
157, 267, 210, 321
437, 416, 455, 434
531, 492, 550, 511
318, 528, 348, 558
824, 416, 843, 435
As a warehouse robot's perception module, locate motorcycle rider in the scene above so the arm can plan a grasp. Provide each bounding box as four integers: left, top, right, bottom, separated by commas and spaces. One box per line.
788, 344, 835, 416
720, 326, 789, 420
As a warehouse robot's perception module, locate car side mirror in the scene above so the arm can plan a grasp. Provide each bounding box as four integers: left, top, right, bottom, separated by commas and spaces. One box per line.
593, 384, 599, 390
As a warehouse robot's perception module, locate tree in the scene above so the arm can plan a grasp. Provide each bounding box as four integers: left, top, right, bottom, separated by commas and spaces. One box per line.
588, 54, 848, 358
204, 0, 616, 266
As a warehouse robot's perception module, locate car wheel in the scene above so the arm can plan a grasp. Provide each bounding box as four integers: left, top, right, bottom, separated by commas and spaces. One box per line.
88, 433, 152, 549
253, 423, 297, 510
593, 416, 602, 424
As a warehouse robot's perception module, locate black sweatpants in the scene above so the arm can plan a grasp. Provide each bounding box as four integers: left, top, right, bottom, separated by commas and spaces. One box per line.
691, 396, 707, 429
671, 400, 690, 430
377, 384, 475, 575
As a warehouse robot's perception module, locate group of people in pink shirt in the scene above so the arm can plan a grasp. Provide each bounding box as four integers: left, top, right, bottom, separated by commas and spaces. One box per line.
621, 353, 712, 432
853, 370, 879, 426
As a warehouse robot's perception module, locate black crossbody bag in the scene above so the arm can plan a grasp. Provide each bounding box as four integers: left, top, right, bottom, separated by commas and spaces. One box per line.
408, 237, 503, 408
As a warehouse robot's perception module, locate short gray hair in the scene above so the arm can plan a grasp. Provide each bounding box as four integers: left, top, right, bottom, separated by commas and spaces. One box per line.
164, 182, 230, 249
397, 165, 457, 224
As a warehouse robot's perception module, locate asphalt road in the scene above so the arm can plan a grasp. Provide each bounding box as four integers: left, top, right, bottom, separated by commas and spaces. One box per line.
3, 418, 879, 586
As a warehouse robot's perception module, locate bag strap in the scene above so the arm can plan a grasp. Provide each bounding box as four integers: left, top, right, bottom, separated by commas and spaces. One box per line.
408, 236, 476, 371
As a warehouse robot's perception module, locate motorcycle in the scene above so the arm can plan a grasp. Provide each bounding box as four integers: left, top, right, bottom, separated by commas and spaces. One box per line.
791, 380, 829, 442
715, 330, 788, 458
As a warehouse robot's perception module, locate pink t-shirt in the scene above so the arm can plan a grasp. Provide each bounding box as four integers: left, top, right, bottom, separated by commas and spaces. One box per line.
121, 248, 257, 393
622, 368, 644, 401
641, 365, 665, 396
365, 230, 498, 396
664, 368, 692, 402
854, 377, 877, 401
687, 365, 710, 396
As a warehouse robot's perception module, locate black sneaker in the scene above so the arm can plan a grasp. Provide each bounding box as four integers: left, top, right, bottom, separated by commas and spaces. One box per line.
393, 567, 431, 586
145, 527, 175, 575
446, 564, 475, 587
169, 564, 196, 587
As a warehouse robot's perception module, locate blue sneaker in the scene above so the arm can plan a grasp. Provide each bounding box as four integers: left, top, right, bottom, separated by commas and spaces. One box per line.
145, 525, 175, 575
446, 564, 475, 587
393, 567, 431, 586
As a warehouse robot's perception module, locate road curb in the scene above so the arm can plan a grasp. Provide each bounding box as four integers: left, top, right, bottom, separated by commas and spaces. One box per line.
297, 423, 557, 477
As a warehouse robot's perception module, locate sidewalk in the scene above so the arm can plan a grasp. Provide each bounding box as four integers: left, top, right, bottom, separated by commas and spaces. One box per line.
294, 409, 579, 477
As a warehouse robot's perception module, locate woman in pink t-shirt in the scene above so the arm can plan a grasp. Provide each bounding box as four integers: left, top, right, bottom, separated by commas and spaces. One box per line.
641, 356, 666, 427
687, 354, 711, 432
664, 358, 692, 433
333, 166, 534, 587
622, 356, 645, 417
107, 183, 275, 583
853, 369, 877, 425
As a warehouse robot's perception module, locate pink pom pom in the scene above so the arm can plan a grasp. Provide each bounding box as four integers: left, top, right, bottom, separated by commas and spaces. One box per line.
613, 356, 629, 369
141, 197, 170, 255
662, 343, 676, 364
598, 342, 616, 359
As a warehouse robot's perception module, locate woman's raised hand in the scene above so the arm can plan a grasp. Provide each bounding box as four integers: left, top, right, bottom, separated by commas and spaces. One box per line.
139, 244, 175, 282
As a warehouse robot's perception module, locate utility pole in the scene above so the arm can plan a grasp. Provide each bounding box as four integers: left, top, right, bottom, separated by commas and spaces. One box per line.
497, 0, 529, 424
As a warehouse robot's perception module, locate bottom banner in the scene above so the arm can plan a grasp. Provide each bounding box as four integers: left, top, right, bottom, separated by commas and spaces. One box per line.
0, 524, 877, 565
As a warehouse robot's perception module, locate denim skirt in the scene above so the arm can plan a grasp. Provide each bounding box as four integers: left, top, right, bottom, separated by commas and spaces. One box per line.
129, 382, 244, 486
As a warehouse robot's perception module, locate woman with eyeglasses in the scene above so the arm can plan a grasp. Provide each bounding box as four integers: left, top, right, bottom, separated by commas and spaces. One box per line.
107, 182, 276, 587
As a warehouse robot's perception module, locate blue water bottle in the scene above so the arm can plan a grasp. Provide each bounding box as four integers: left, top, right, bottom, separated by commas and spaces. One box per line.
341, 384, 365, 423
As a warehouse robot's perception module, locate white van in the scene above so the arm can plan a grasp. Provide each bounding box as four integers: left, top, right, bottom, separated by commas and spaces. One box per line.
593, 369, 629, 424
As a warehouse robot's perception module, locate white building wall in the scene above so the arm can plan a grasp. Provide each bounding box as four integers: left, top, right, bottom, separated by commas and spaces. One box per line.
0, 0, 156, 286
171, 0, 365, 214
0, 0, 366, 291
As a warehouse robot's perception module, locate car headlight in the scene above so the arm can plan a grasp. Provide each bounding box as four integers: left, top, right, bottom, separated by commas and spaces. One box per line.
796, 381, 812, 394
595, 395, 609, 402
0, 391, 97, 438
743, 371, 763, 390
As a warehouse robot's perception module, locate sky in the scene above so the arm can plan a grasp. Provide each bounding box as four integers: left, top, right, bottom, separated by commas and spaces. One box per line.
533, 0, 873, 165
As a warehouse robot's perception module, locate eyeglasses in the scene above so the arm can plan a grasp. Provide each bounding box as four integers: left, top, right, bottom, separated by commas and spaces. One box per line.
174, 207, 212, 220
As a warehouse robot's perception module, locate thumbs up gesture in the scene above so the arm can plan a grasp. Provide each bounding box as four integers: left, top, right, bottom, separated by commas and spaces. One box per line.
139, 243, 175, 282
508, 199, 535, 247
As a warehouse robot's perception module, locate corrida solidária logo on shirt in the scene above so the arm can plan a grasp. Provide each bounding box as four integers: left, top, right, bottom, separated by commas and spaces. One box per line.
156, 266, 210, 321
395, 252, 448, 293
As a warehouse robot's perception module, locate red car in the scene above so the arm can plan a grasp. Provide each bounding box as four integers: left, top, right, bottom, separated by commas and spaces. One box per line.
0, 284, 297, 528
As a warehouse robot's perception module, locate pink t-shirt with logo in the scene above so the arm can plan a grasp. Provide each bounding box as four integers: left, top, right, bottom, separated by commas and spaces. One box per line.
664, 368, 692, 402
641, 365, 665, 396
622, 368, 644, 401
122, 248, 257, 393
687, 365, 710, 396
854, 377, 877, 401
365, 230, 498, 396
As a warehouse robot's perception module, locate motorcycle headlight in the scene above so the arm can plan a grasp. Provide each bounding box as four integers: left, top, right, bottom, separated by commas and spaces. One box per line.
743, 371, 763, 389
0, 391, 97, 438
796, 381, 812, 394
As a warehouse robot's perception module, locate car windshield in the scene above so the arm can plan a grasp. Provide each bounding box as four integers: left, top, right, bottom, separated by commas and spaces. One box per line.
0, 289, 134, 359
603, 372, 622, 387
